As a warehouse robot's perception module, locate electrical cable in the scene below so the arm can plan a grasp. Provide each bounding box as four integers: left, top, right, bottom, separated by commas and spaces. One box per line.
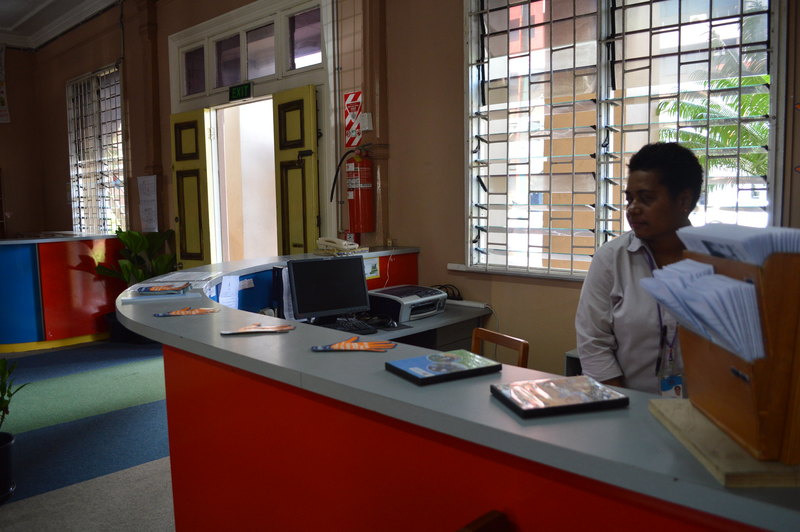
431, 284, 462, 301
328, 144, 373, 203
383, 253, 393, 288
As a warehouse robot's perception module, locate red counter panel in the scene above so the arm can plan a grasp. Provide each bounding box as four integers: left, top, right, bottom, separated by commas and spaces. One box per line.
366, 252, 417, 290
38, 239, 127, 341
164, 346, 756, 532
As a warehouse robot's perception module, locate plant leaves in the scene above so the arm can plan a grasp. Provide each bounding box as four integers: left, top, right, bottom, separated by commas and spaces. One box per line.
97, 229, 178, 286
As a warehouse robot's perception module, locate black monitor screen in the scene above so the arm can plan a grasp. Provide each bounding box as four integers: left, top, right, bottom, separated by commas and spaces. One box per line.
287, 256, 370, 321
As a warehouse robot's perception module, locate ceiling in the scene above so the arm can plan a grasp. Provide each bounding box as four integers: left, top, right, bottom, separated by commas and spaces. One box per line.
0, 0, 118, 49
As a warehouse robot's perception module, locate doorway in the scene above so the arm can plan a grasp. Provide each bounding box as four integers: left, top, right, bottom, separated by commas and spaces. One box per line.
214, 99, 278, 262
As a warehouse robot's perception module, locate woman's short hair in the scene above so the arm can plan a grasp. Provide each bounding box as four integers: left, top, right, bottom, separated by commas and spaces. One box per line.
628, 142, 704, 208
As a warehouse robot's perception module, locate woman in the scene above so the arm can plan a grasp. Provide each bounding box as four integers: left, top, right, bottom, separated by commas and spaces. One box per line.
575, 142, 703, 395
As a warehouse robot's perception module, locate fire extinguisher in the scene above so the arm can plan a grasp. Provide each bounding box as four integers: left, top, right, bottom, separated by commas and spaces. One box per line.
345, 151, 375, 233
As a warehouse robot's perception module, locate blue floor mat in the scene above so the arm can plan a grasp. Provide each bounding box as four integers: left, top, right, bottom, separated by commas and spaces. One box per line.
11, 342, 163, 383
9, 400, 169, 501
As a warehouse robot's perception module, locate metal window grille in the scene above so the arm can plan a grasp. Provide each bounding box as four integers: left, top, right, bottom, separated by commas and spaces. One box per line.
67, 65, 126, 234
598, 0, 773, 246
466, 0, 776, 279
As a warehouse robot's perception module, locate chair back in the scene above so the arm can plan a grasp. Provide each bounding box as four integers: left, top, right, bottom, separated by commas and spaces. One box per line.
471, 327, 529, 368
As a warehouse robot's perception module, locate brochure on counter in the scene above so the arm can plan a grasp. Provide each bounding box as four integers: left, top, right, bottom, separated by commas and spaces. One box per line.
220, 323, 295, 335
121, 281, 203, 304
136, 282, 191, 294
385, 349, 501, 385
490, 375, 629, 418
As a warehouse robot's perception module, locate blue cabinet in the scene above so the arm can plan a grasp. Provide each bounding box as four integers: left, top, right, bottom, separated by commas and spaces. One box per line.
0, 244, 43, 343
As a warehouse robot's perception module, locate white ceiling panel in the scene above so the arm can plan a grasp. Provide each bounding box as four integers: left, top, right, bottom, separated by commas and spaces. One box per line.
0, 0, 118, 49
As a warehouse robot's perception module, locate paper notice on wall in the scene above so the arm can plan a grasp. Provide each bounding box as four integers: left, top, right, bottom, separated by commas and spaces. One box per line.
219, 275, 240, 309
138, 175, 158, 232
0, 45, 9, 123
364, 257, 380, 279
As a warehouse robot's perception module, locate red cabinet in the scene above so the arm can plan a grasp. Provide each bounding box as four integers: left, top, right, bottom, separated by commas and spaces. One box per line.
38, 238, 127, 340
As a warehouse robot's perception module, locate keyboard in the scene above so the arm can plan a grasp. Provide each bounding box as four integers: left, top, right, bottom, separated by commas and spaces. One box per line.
325, 317, 377, 335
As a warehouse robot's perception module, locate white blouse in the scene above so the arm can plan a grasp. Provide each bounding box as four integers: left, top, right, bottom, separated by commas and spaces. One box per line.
575, 232, 682, 395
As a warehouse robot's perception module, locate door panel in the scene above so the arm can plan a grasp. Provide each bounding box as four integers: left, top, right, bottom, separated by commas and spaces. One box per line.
280, 161, 308, 252
273, 86, 319, 255
176, 170, 204, 260
170, 109, 213, 268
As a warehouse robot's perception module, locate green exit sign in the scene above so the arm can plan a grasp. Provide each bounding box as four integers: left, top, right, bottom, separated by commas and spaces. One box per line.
229, 82, 252, 102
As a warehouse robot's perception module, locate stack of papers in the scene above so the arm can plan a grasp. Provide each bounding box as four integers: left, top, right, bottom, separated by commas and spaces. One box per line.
640, 259, 714, 337
677, 224, 800, 265
640, 260, 764, 362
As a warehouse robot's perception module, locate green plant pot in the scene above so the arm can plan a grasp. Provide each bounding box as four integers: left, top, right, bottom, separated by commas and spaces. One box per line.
0, 432, 15, 505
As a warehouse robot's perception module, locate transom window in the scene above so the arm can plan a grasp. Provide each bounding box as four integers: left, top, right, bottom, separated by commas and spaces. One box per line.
174, 2, 322, 102
466, 0, 779, 279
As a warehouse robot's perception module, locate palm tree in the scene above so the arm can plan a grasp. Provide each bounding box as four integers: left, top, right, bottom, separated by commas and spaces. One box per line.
656, 1, 770, 181
656, 76, 769, 179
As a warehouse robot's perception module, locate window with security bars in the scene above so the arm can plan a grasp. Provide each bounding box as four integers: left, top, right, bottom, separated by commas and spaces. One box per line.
466, 0, 777, 279
67, 65, 126, 234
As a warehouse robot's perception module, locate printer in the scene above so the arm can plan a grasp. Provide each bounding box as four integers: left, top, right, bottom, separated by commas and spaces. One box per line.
368, 285, 447, 323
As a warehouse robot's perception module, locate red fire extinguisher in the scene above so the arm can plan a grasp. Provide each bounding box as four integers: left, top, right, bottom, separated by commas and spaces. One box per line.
345, 151, 375, 233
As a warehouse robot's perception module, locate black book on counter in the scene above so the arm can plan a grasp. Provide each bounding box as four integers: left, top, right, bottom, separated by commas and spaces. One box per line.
490, 375, 629, 418
385, 349, 501, 386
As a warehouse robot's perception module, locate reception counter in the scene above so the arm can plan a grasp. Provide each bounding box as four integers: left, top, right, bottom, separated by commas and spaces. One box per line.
117, 249, 800, 531
1, 234, 126, 352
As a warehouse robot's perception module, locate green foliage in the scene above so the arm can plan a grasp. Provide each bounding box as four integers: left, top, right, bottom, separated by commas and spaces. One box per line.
0, 359, 28, 433
654, 12, 771, 182
655, 75, 770, 179
96, 228, 177, 286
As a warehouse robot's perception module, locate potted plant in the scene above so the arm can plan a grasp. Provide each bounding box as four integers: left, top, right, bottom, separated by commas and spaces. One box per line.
97, 228, 178, 286
0, 358, 29, 505
97, 228, 178, 341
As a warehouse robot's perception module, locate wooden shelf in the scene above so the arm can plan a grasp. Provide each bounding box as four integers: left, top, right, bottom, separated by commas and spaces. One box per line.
679, 252, 800, 465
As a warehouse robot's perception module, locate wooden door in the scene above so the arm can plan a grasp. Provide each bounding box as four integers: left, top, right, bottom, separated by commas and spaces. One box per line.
272, 85, 319, 255
170, 109, 214, 268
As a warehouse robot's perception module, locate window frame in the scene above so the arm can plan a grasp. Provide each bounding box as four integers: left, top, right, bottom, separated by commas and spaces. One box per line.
66, 63, 127, 234
462, 0, 785, 281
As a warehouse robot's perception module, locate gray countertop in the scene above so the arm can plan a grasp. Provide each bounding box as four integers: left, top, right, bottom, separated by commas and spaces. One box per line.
0, 233, 117, 245
116, 254, 800, 531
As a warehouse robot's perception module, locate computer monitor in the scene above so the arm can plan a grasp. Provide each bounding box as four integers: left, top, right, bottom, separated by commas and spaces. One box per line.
286, 255, 370, 323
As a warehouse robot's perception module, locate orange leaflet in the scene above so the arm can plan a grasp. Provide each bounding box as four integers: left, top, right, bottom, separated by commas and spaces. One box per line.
311, 336, 397, 352
220, 323, 296, 335
154, 307, 220, 317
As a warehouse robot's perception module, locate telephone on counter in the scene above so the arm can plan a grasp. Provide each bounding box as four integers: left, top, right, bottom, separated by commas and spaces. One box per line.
317, 237, 359, 251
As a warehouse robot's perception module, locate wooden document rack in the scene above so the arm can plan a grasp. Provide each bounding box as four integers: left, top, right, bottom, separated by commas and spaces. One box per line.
679, 252, 800, 465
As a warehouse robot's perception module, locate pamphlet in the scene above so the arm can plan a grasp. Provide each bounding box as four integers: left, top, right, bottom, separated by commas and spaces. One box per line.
220, 323, 295, 335
136, 282, 191, 295
153, 307, 219, 317
640, 259, 765, 362
677, 224, 800, 265
385, 349, 501, 386
490, 375, 629, 418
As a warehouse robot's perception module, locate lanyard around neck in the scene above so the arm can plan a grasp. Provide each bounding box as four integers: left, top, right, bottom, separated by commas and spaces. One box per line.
642, 247, 679, 374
